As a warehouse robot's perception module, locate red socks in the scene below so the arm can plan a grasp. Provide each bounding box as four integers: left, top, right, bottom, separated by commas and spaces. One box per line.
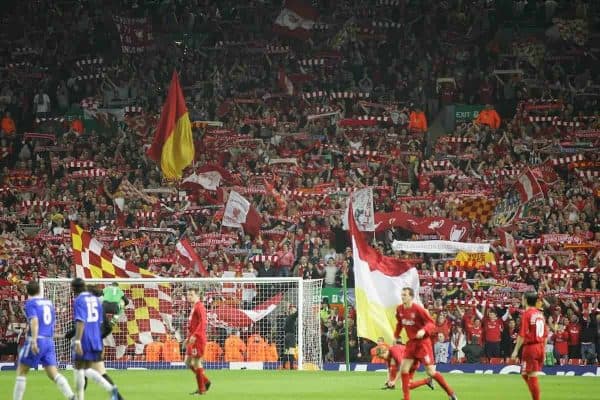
432, 372, 454, 396
526, 376, 540, 400
389, 365, 398, 383
409, 377, 429, 389
401, 372, 411, 400
195, 368, 206, 393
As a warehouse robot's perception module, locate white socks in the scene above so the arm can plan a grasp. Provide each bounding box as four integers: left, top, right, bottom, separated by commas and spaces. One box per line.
85, 368, 114, 392
14, 373, 74, 400
54, 373, 75, 399
13, 376, 26, 400
74, 369, 86, 400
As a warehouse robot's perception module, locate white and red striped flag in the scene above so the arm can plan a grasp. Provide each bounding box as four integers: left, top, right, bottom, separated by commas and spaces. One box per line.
176, 237, 208, 276
515, 168, 545, 203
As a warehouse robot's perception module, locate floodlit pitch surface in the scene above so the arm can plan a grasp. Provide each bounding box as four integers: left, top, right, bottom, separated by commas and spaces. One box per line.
1, 369, 599, 399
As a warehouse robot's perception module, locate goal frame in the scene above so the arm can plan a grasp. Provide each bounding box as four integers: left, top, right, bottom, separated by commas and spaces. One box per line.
40, 277, 322, 371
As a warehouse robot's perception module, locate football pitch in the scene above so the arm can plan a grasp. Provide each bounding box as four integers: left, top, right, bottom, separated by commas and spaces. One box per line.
1, 369, 599, 399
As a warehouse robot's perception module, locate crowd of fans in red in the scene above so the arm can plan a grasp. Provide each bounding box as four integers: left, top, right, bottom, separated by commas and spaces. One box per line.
0, 0, 599, 366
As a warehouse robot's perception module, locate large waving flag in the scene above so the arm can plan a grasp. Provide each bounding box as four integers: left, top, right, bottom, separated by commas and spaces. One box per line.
273, 0, 318, 40
146, 70, 195, 179
374, 211, 472, 241
342, 187, 375, 231
176, 237, 208, 276
515, 168, 545, 202
70, 222, 156, 278
70, 222, 173, 360
350, 205, 419, 344
182, 164, 235, 191
222, 190, 262, 237
209, 293, 284, 329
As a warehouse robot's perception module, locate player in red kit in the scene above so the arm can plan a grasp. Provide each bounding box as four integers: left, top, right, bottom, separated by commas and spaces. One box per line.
185, 288, 211, 395
511, 292, 547, 400
376, 344, 434, 391
395, 287, 458, 400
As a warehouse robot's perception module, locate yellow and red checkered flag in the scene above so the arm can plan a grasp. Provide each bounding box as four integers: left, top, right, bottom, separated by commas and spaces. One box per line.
105, 282, 173, 359
456, 197, 497, 224
70, 222, 156, 279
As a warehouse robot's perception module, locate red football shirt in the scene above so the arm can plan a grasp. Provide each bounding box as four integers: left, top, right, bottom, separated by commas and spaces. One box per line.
554, 331, 569, 354
188, 300, 207, 339
467, 326, 483, 346
519, 307, 547, 345
567, 323, 580, 346
394, 302, 435, 341
483, 319, 503, 343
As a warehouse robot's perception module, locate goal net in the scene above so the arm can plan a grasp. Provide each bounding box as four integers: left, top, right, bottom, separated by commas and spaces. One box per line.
40, 277, 322, 370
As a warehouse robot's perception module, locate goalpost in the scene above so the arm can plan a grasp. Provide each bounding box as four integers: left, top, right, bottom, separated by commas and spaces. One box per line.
40, 277, 323, 371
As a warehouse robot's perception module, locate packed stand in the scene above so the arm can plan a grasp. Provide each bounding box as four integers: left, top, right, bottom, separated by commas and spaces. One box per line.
0, 0, 598, 366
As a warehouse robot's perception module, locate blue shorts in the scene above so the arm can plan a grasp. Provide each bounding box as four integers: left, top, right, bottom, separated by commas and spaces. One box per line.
19, 337, 57, 368
72, 346, 103, 362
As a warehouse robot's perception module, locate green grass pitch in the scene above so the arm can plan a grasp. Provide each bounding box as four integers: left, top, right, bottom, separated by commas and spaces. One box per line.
1, 369, 599, 399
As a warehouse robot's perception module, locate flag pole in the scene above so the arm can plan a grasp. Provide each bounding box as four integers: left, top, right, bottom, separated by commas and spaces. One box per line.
342, 266, 350, 372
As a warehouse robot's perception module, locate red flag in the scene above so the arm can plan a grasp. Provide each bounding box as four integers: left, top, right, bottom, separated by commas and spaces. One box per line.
374, 211, 472, 241
176, 237, 207, 276
243, 205, 262, 238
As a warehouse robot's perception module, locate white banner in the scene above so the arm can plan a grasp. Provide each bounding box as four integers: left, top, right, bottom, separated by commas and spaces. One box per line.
222, 190, 250, 228
343, 188, 375, 231
268, 158, 298, 165
391, 240, 490, 254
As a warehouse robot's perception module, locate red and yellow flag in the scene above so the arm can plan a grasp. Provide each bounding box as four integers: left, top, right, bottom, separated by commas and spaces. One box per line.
147, 71, 195, 179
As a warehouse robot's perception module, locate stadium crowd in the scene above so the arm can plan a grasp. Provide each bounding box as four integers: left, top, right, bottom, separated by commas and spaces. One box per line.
0, 0, 599, 367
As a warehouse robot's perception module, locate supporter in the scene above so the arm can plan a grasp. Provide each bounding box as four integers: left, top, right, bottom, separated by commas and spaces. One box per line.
482, 310, 504, 358
434, 333, 450, 364
408, 106, 428, 133
567, 315, 583, 360
553, 323, 569, 364
0, 112, 16, 137
501, 319, 519, 359
462, 338, 484, 364
450, 325, 466, 361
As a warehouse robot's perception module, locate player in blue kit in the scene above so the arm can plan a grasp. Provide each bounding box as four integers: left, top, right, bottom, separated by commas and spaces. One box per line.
71, 277, 119, 400
64, 284, 125, 400
13, 280, 76, 400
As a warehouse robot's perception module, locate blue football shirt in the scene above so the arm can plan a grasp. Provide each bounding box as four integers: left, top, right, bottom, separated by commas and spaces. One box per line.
24, 297, 55, 337
73, 292, 104, 352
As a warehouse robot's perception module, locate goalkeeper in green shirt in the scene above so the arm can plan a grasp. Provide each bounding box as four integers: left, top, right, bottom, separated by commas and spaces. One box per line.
102, 282, 129, 325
